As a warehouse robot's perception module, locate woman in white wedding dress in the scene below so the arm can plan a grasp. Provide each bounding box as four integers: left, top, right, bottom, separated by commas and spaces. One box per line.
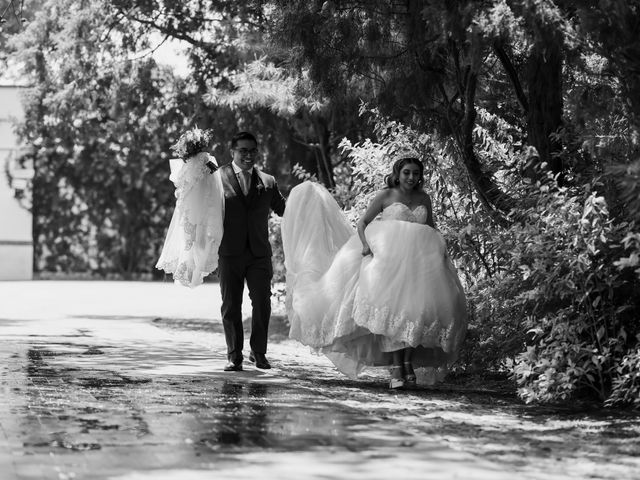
282, 153, 467, 389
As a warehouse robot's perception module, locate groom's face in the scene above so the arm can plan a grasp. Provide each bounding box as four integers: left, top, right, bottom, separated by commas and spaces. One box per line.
232, 139, 259, 171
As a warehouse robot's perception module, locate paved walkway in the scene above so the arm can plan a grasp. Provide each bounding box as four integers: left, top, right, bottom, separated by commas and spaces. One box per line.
1, 281, 639, 480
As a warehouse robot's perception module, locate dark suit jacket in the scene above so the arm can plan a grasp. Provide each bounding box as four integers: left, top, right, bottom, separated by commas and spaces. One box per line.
218, 163, 286, 257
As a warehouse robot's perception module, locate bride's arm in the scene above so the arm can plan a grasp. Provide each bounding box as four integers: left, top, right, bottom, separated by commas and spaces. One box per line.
357, 191, 386, 256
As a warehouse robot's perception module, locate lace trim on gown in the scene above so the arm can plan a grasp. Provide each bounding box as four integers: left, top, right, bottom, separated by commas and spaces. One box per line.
351, 297, 455, 352
381, 202, 429, 224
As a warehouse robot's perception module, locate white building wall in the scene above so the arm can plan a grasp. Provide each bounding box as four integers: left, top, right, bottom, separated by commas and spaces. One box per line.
0, 86, 32, 280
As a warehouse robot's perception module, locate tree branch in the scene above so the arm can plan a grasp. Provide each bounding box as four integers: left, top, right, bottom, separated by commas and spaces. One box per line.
114, 8, 213, 50
493, 41, 529, 114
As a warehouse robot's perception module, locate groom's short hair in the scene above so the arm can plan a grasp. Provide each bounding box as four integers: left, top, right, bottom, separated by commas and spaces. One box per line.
231, 131, 257, 149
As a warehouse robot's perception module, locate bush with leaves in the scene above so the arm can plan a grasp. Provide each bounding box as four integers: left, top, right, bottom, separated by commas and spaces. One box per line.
607, 347, 640, 409
337, 111, 516, 372
479, 179, 638, 403
9, 0, 221, 278
268, 214, 285, 284
337, 110, 639, 407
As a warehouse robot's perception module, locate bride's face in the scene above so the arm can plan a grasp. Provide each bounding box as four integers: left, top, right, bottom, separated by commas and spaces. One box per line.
398, 163, 421, 190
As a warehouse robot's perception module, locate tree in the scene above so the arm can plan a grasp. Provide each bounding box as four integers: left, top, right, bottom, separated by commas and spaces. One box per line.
205, 57, 369, 188
10, 0, 201, 276
111, 0, 369, 189
269, 0, 640, 407
270, 1, 514, 213
0, 0, 31, 54
268, 1, 635, 210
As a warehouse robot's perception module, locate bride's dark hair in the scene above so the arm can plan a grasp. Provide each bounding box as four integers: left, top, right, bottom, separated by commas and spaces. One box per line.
384, 157, 425, 190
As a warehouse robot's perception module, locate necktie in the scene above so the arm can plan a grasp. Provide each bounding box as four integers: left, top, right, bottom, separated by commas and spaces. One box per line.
239, 170, 251, 196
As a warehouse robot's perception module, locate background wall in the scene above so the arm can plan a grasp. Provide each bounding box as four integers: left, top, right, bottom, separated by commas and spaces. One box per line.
0, 85, 32, 280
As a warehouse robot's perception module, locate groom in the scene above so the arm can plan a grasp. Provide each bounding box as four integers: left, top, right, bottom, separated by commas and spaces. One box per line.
217, 131, 286, 372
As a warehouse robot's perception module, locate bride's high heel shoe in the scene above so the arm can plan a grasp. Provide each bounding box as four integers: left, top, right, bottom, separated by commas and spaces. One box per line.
389, 365, 405, 390
404, 362, 417, 388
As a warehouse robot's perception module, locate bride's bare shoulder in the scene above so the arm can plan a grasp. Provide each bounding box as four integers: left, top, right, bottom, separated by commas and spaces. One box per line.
374, 188, 396, 207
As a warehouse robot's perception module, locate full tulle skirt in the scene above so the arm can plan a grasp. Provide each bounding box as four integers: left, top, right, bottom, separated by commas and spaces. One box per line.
282, 181, 467, 383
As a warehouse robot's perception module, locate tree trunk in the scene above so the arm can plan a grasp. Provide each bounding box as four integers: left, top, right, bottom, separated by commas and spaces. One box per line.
442, 40, 511, 216
459, 70, 511, 215
288, 113, 335, 189
312, 116, 335, 188
525, 33, 564, 179
32, 48, 48, 274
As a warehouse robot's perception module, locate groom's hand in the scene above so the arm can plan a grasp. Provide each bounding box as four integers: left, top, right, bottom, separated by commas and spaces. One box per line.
206, 161, 218, 173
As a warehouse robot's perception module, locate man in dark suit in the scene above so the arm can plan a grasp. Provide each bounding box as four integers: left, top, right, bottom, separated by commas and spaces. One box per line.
217, 131, 286, 371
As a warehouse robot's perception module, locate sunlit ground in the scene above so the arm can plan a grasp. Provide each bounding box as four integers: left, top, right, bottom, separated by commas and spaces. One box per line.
1, 281, 639, 480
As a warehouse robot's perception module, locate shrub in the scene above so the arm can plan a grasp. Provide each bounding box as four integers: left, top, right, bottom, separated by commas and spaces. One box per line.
339, 112, 640, 407
492, 182, 640, 404
269, 214, 286, 283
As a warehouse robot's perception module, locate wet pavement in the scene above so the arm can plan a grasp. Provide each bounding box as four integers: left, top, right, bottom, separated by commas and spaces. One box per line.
1, 281, 639, 480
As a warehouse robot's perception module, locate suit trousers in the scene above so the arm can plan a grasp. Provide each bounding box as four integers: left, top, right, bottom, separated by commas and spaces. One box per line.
218, 251, 273, 362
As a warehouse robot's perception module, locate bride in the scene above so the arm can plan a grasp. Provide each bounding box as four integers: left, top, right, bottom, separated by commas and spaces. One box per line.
281, 150, 467, 389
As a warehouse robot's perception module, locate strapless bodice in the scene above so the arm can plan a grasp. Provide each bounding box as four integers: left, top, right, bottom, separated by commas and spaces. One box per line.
381, 202, 429, 224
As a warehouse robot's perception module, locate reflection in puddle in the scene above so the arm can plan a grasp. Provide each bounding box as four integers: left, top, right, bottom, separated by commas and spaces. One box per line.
16, 341, 379, 464
204, 382, 269, 448
6, 317, 639, 480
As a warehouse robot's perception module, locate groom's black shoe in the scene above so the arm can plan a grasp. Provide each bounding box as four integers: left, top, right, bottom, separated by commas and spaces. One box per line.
223, 360, 243, 372
249, 351, 271, 369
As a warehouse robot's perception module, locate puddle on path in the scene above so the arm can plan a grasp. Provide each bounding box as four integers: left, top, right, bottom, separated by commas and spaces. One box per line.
1, 317, 640, 480
5, 342, 394, 458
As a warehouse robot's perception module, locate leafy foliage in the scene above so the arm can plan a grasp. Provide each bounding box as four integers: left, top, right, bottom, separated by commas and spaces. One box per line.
268, 214, 285, 283
499, 182, 637, 403
10, 0, 201, 276
339, 104, 639, 407
268, 0, 640, 409
607, 347, 640, 409
205, 58, 327, 117
5, 0, 640, 409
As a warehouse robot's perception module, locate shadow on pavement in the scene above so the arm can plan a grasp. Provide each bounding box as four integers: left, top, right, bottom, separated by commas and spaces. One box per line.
1, 314, 639, 480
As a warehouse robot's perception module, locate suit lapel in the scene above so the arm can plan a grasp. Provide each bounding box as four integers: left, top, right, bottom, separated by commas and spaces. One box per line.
223, 165, 247, 203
